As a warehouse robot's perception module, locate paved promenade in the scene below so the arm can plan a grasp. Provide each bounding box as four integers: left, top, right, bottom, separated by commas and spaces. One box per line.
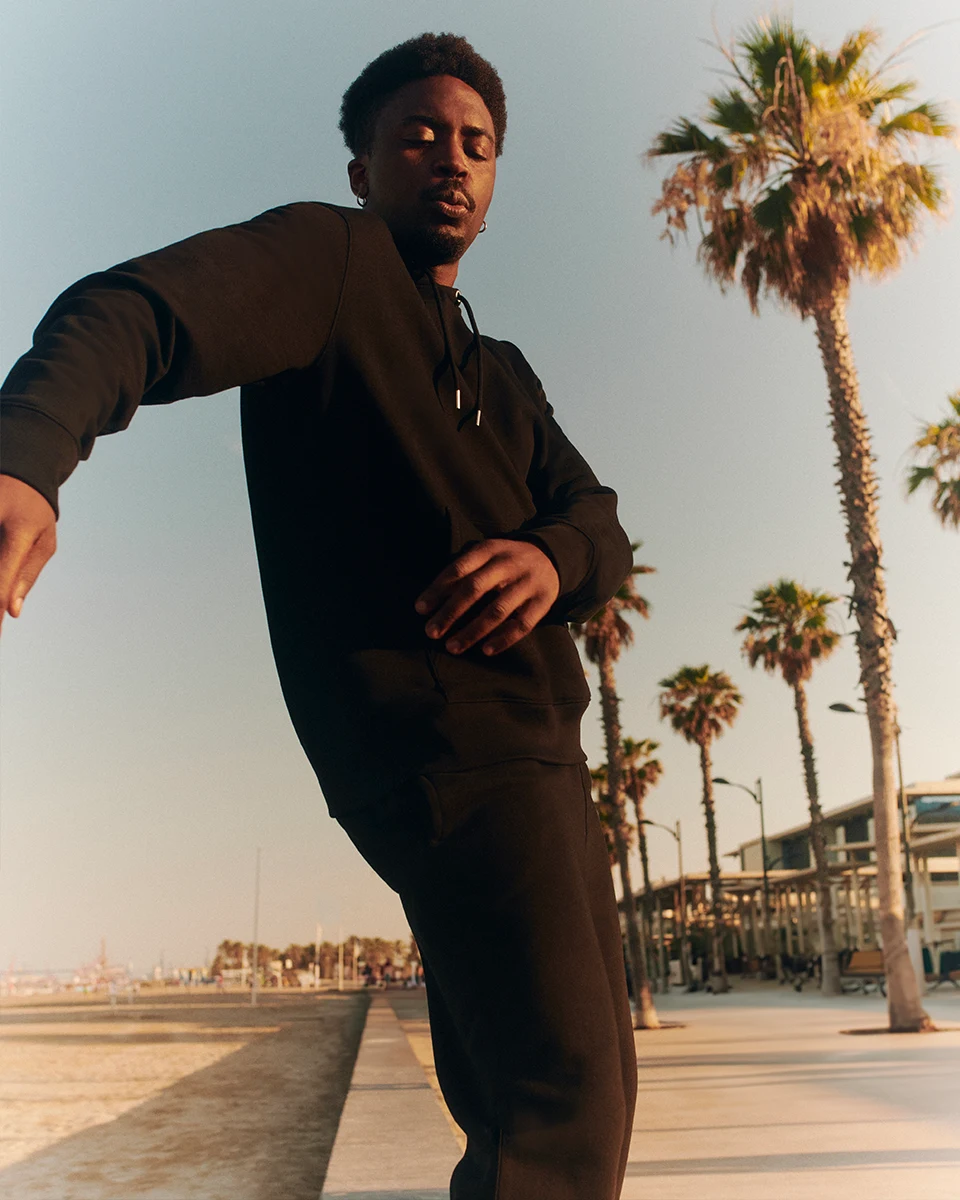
2, 981, 957, 1197
325, 982, 960, 1200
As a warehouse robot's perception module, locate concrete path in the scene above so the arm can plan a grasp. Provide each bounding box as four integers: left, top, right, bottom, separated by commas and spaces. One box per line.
625, 984, 960, 1199
324, 982, 960, 1200
320, 993, 459, 1199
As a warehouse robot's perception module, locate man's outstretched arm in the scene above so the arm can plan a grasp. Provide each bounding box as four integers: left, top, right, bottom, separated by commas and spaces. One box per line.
0, 202, 350, 626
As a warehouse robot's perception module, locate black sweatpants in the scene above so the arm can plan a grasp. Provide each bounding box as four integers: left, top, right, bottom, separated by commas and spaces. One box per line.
337, 757, 637, 1199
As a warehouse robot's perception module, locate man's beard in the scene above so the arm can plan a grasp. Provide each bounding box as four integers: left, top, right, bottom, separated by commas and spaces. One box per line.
392, 223, 468, 268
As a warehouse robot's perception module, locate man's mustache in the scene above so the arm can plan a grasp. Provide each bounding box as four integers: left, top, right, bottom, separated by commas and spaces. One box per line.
421, 184, 475, 212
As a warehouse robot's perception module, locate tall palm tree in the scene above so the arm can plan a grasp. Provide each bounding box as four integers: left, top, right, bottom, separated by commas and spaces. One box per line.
737, 580, 843, 993
659, 665, 742, 992
907, 391, 960, 530
648, 18, 948, 1030
622, 737, 664, 980
572, 546, 659, 1028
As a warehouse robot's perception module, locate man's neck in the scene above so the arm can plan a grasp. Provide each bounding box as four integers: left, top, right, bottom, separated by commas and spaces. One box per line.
407, 260, 459, 288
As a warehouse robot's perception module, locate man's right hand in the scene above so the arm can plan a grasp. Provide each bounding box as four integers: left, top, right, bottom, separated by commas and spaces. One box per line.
0, 475, 57, 631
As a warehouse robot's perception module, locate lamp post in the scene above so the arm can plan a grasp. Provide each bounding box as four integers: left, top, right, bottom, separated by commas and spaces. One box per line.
251, 847, 261, 1008
713, 777, 770, 956
828, 702, 915, 923
641, 819, 690, 988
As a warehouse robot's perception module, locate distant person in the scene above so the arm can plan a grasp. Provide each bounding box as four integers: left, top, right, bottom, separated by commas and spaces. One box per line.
0, 33, 635, 1198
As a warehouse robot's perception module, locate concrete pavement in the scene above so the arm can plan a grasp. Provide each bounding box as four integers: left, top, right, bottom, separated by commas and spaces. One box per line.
624, 984, 960, 1199
320, 993, 459, 1199
323, 982, 960, 1200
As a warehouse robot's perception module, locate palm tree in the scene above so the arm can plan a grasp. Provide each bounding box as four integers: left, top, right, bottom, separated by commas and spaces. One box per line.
572, 545, 659, 1028
737, 580, 844, 993
907, 391, 960, 530
648, 18, 948, 1030
659, 666, 742, 992
622, 737, 664, 981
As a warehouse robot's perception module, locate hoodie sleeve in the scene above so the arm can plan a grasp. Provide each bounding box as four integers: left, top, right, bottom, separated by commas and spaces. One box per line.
500, 347, 633, 623
0, 202, 350, 516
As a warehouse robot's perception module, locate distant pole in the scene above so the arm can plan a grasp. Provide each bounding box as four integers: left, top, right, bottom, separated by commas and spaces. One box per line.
251, 847, 261, 1008
757, 778, 771, 927
314, 922, 322, 989
712, 776, 769, 954
676, 819, 690, 987
830, 702, 915, 924
894, 725, 916, 923
337, 919, 344, 992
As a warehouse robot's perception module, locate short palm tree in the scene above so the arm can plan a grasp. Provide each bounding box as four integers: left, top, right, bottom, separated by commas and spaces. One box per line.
907, 392, 960, 530
658, 665, 742, 992
623, 737, 664, 979
572, 545, 659, 1028
648, 18, 948, 1030
737, 580, 843, 993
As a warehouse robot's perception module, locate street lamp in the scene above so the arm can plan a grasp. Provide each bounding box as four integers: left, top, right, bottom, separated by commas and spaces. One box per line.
828, 702, 915, 922
251, 847, 261, 1008
640, 819, 690, 988
712, 777, 770, 940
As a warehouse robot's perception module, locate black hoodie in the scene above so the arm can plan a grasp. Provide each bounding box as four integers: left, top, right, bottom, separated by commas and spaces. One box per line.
0, 202, 632, 814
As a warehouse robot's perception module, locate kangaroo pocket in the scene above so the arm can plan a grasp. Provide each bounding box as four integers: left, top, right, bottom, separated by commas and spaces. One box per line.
429, 622, 590, 707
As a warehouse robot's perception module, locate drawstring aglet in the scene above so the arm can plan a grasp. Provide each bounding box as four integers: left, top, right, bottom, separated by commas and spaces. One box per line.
456, 388, 462, 410
475, 410, 482, 427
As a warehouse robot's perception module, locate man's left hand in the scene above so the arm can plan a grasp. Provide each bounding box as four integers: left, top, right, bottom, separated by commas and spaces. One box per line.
415, 539, 559, 656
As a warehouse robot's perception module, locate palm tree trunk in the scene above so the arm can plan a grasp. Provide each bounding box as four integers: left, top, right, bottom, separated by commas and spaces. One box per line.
597, 652, 660, 1028
631, 784, 658, 986
698, 740, 728, 993
813, 294, 932, 1031
792, 680, 842, 995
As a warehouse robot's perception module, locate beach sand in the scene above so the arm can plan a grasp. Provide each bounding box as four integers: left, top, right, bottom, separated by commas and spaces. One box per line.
0, 987, 368, 1199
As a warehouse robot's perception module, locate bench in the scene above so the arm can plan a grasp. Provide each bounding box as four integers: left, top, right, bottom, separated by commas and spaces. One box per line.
841, 949, 886, 995
924, 947, 960, 991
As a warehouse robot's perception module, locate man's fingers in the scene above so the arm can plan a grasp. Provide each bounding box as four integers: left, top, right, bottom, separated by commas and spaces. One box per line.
415, 542, 498, 616
9, 525, 57, 616
478, 600, 545, 656
442, 581, 529, 654
0, 476, 58, 630
423, 559, 511, 642
0, 529, 34, 622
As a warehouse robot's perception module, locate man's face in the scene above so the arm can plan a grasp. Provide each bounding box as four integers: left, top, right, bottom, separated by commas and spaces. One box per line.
348, 74, 497, 271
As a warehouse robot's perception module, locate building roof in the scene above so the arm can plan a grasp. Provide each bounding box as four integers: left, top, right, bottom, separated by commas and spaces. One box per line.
731, 777, 960, 856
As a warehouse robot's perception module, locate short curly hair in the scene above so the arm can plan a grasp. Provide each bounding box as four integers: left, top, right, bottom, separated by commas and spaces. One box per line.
339, 33, 507, 158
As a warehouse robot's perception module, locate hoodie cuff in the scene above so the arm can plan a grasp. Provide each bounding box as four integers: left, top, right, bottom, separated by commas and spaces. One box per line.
511, 521, 595, 602
0, 406, 79, 518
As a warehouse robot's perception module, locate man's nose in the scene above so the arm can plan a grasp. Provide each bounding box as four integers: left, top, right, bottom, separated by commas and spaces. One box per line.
432, 137, 469, 177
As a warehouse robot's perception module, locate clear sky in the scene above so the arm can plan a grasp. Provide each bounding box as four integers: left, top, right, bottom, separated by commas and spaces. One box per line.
1, 0, 958, 975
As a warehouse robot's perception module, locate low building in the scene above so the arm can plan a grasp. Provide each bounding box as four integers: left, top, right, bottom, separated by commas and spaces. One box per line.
630, 774, 960, 979
734, 775, 960, 953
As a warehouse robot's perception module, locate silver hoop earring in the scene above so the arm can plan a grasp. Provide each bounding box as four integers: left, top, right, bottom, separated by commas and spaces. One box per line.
357, 194, 367, 208
479, 220, 487, 233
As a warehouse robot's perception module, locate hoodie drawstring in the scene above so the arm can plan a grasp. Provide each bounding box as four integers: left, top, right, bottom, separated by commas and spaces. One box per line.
454, 289, 483, 429
428, 278, 483, 431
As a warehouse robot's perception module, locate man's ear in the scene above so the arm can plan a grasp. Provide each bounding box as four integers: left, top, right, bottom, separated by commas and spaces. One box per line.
347, 158, 369, 201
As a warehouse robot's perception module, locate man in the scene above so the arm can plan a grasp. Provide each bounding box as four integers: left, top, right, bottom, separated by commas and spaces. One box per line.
0, 33, 637, 1199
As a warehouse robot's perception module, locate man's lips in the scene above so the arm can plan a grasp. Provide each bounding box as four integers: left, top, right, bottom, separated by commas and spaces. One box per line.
423, 189, 474, 219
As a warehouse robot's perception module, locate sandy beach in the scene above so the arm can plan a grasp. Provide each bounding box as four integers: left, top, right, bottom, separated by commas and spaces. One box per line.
0, 987, 368, 1200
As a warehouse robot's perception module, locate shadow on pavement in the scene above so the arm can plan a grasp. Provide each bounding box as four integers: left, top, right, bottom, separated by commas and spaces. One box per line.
0, 992, 368, 1200
626, 1147, 960, 1175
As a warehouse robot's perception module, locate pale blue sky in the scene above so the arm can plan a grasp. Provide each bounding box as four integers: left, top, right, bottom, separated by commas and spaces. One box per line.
2, 0, 958, 973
